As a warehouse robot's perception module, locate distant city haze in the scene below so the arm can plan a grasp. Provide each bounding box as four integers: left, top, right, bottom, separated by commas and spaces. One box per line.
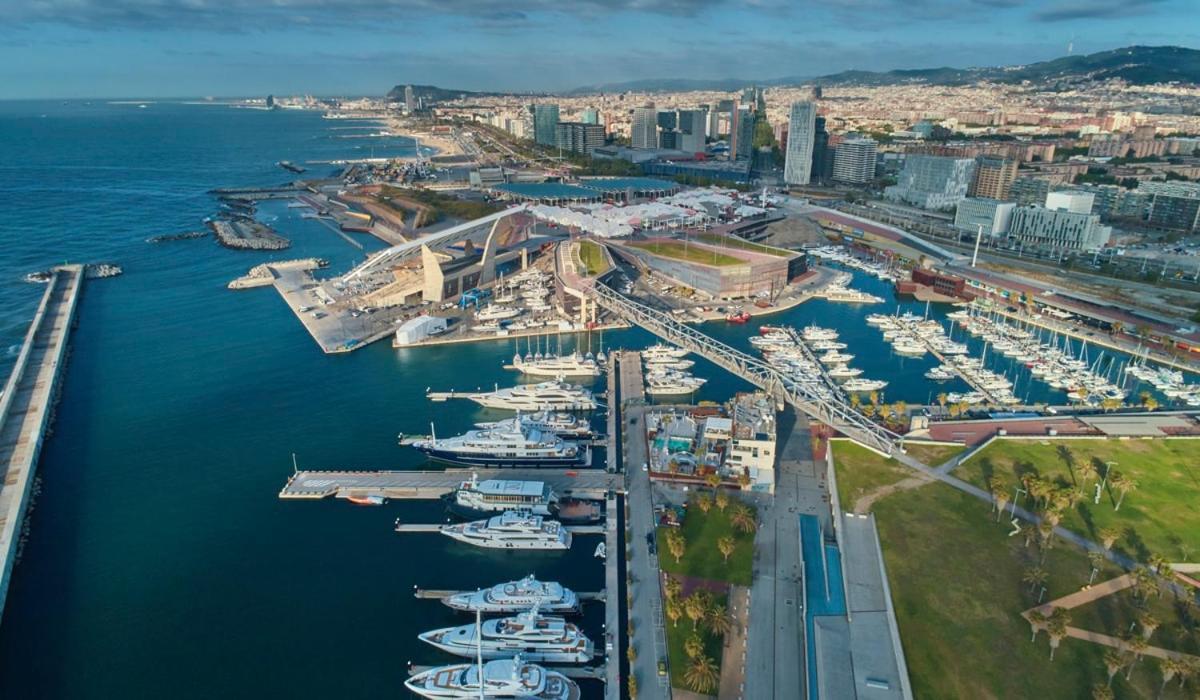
0, 0, 1197, 98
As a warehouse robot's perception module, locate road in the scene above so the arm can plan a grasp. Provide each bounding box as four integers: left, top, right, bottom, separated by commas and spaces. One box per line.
618, 353, 671, 700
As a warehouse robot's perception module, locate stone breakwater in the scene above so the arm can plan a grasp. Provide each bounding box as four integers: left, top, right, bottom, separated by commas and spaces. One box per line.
208, 218, 291, 251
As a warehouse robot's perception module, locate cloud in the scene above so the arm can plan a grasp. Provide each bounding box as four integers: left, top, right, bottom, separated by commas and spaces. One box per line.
1033, 0, 1166, 22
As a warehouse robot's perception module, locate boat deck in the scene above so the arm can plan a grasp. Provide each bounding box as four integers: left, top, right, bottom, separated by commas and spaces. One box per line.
413, 589, 606, 602
279, 468, 622, 500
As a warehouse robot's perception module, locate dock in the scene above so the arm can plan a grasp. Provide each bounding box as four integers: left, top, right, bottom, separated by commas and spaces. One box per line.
279, 468, 622, 500
0, 266, 84, 621
395, 523, 605, 534
413, 589, 606, 602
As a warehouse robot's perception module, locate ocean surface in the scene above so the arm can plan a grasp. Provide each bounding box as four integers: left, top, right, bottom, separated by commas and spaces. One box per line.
0, 100, 1180, 699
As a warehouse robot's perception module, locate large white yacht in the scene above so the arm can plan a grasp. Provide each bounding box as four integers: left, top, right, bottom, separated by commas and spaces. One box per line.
410, 422, 584, 469
509, 352, 602, 377
476, 304, 522, 322
455, 381, 597, 412
418, 607, 594, 663
404, 655, 580, 700
446, 476, 558, 518
475, 411, 593, 439
641, 343, 688, 361
440, 511, 572, 550
443, 575, 579, 614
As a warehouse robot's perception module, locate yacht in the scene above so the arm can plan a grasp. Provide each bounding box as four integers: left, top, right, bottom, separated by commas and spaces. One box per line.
439, 512, 572, 550
818, 351, 854, 365
642, 344, 688, 361
841, 378, 888, 392
454, 381, 597, 412
405, 655, 580, 700
475, 411, 593, 438
643, 357, 695, 371
446, 476, 557, 518
418, 608, 594, 663
801, 325, 838, 341
891, 341, 927, 357
509, 352, 602, 377
924, 365, 957, 381
477, 304, 522, 322
410, 423, 584, 469
827, 365, 864, 379
443, 575, 579, 614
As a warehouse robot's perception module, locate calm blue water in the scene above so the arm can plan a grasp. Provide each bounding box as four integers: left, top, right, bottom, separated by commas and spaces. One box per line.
0, 101, 1176, 699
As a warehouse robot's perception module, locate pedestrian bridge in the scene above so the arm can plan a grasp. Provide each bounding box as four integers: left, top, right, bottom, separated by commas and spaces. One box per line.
589, 283, 900, 456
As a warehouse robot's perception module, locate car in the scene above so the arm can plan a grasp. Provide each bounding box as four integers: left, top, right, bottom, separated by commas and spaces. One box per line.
658, 661, 667, 677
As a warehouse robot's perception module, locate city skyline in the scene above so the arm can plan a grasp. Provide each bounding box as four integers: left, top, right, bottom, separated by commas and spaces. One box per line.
1, 0, 1198, 99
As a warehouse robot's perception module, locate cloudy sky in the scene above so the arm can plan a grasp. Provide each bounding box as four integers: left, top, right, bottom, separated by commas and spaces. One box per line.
0, 0, 1196, 99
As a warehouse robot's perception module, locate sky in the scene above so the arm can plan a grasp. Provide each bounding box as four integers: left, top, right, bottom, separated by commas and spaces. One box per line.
0, 0, 1197, 99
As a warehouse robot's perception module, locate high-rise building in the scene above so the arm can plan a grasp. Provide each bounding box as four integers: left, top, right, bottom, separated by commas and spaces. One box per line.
884, 155, 976, 210
811, 116, 830, 182
657, 110, 677, 131
730, 106, 756, 161
554, 122, 606, 155
954, 198, 1015, 235
404, 85, 416, 112
658, 130, 679, 150
677, 109, 706, 154
581, 108, 600, 125
1007, 206, 1112, 250
1046, 191, 1095, 215
631, 104, 658, 149
782, 101, 816, 185
533, 104, 560, 147
1010, 176, 1052, 206
831, 136, 878, 184
1139, 181, 1200, 233
970, 155, 1018, 200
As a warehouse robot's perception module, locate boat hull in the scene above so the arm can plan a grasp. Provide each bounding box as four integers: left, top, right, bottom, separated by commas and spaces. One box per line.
417, 447, 584, 469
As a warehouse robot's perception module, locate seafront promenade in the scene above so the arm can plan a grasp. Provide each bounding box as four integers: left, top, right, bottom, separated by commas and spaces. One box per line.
0, 266, 84, 622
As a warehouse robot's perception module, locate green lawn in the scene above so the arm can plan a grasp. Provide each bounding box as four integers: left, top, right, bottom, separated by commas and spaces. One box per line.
831, 440, 916, 510
694, 232, 793, 257
629, 241, 744, 267
1069, 584, 1200, 658
954, 439, 1200, 564
577, 240, 610, 276
656, 498, 755, 585
873, 479, 1195, 698
663, 590, 727, 691
903, 441, 967, 467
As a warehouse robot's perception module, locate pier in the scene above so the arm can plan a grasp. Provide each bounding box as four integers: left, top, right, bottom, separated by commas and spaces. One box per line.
0, 266, 84, 621
886, 314, 1008, 404
279, 468, 622, 500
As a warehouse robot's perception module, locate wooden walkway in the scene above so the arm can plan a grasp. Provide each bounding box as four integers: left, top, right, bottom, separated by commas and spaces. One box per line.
0, 266, 84, 622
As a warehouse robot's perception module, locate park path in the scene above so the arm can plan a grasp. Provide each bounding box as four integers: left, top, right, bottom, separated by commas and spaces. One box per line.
717, 585, 750, 700
852, 473, 934, 514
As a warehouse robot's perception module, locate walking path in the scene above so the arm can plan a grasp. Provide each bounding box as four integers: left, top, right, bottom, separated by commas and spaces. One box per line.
718, 585, 750, 700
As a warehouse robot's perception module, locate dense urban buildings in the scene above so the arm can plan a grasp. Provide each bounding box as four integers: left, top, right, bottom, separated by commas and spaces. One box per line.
969, 155, 1018, 200
831, 135, 878, 184
783, 101, 817, 185
533, 104, 560, 147
631, 104, 658, 149
554, 122, 605, 155
954, 197, 1015, 235
1139, 180, 1200, 232
885, 155, 976, 210
1007, 204, 1112, 250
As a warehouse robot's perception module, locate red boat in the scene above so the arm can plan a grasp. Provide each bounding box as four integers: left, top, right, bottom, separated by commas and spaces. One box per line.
726, 310, 751, 324
346, 494, 386, 506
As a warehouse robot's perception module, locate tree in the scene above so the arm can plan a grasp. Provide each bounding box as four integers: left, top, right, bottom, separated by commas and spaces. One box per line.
714, 491, 729, 512
684, 634, 705, 659
1100, 528, 1120, 551
1158, 657, 1180, 696
937, 392, 948, 411
666, 530, 686, 564
992, 485, 1011, 521
684, 655, 719, 694
1087, 550, 1106, 585
705, 472, 721, 491
1112, 473, 1137, 511
707, 602, 732, 637
1148, 553, 1170, 576
1103, 649, 1124, 688
664, 576, 682, 603
737, 470, 751, 489
850, 393, 862, 411
1047, 607, 1070, 660
1027, 609, 1048, 643
1023, 567, 1048, 595
1125, 635, 1149, 680
718, 535, 736, 563
1077, 459, 1097, 486
628, 674, 638, 700
666, 600, 683, 628
1140, 613, 1160, 641
730, 505, 756, 534
1091, 684, 1114, 700
684, 592, 710, 631
696, 494, 713, 514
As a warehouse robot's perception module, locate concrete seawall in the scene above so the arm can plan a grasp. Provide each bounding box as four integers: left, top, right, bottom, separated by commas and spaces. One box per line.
0, 266, 84, 623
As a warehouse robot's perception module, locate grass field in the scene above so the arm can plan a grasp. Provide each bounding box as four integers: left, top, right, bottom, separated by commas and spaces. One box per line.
903, 441, 967, 466
695, 232, 793, 257
955, 439, 1200, 564
629, 240, 744, 267
656, 497, 756, 586
577, 240, 610, 276
873, 480, 1195, 698
663, 590, 728, 691
831, 441, 917, 509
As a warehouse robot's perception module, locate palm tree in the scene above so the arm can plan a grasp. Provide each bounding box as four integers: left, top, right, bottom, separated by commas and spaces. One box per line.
737, 470, 751, 490
704, 472, 721, 491
718, 535, 736, 563
1087, 550, 1106, 585
684, 592, 710, 631
936, 392, 948, 412
684, 655, 719, 694
714, 491, 729, 512
666, 600, 683, 628
628, 674, 638, 700
850, 393, 862, 411
1148, 553, 1170, 576
1047, 607, 1070, 660
992, 485, 1010, 521
1111, 473, 1137, 511
1023, 567, 1048, 595
1158, 657, 1180, 696
666, 530, 686, 564
1077, 459, 1097, 486
1027, 609, 1048, 643
1100, 528, 1119, 551
1125, 635, 1148, 680
730, 505, 756, 534
664, 576, 682, 603
696, 494, 713, 514
707, 602, 732, 637
684, 634, 705, 659
1103, 649, 1124, 688
1139, 613, 1160, 641
1092, 684, 1114, 700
